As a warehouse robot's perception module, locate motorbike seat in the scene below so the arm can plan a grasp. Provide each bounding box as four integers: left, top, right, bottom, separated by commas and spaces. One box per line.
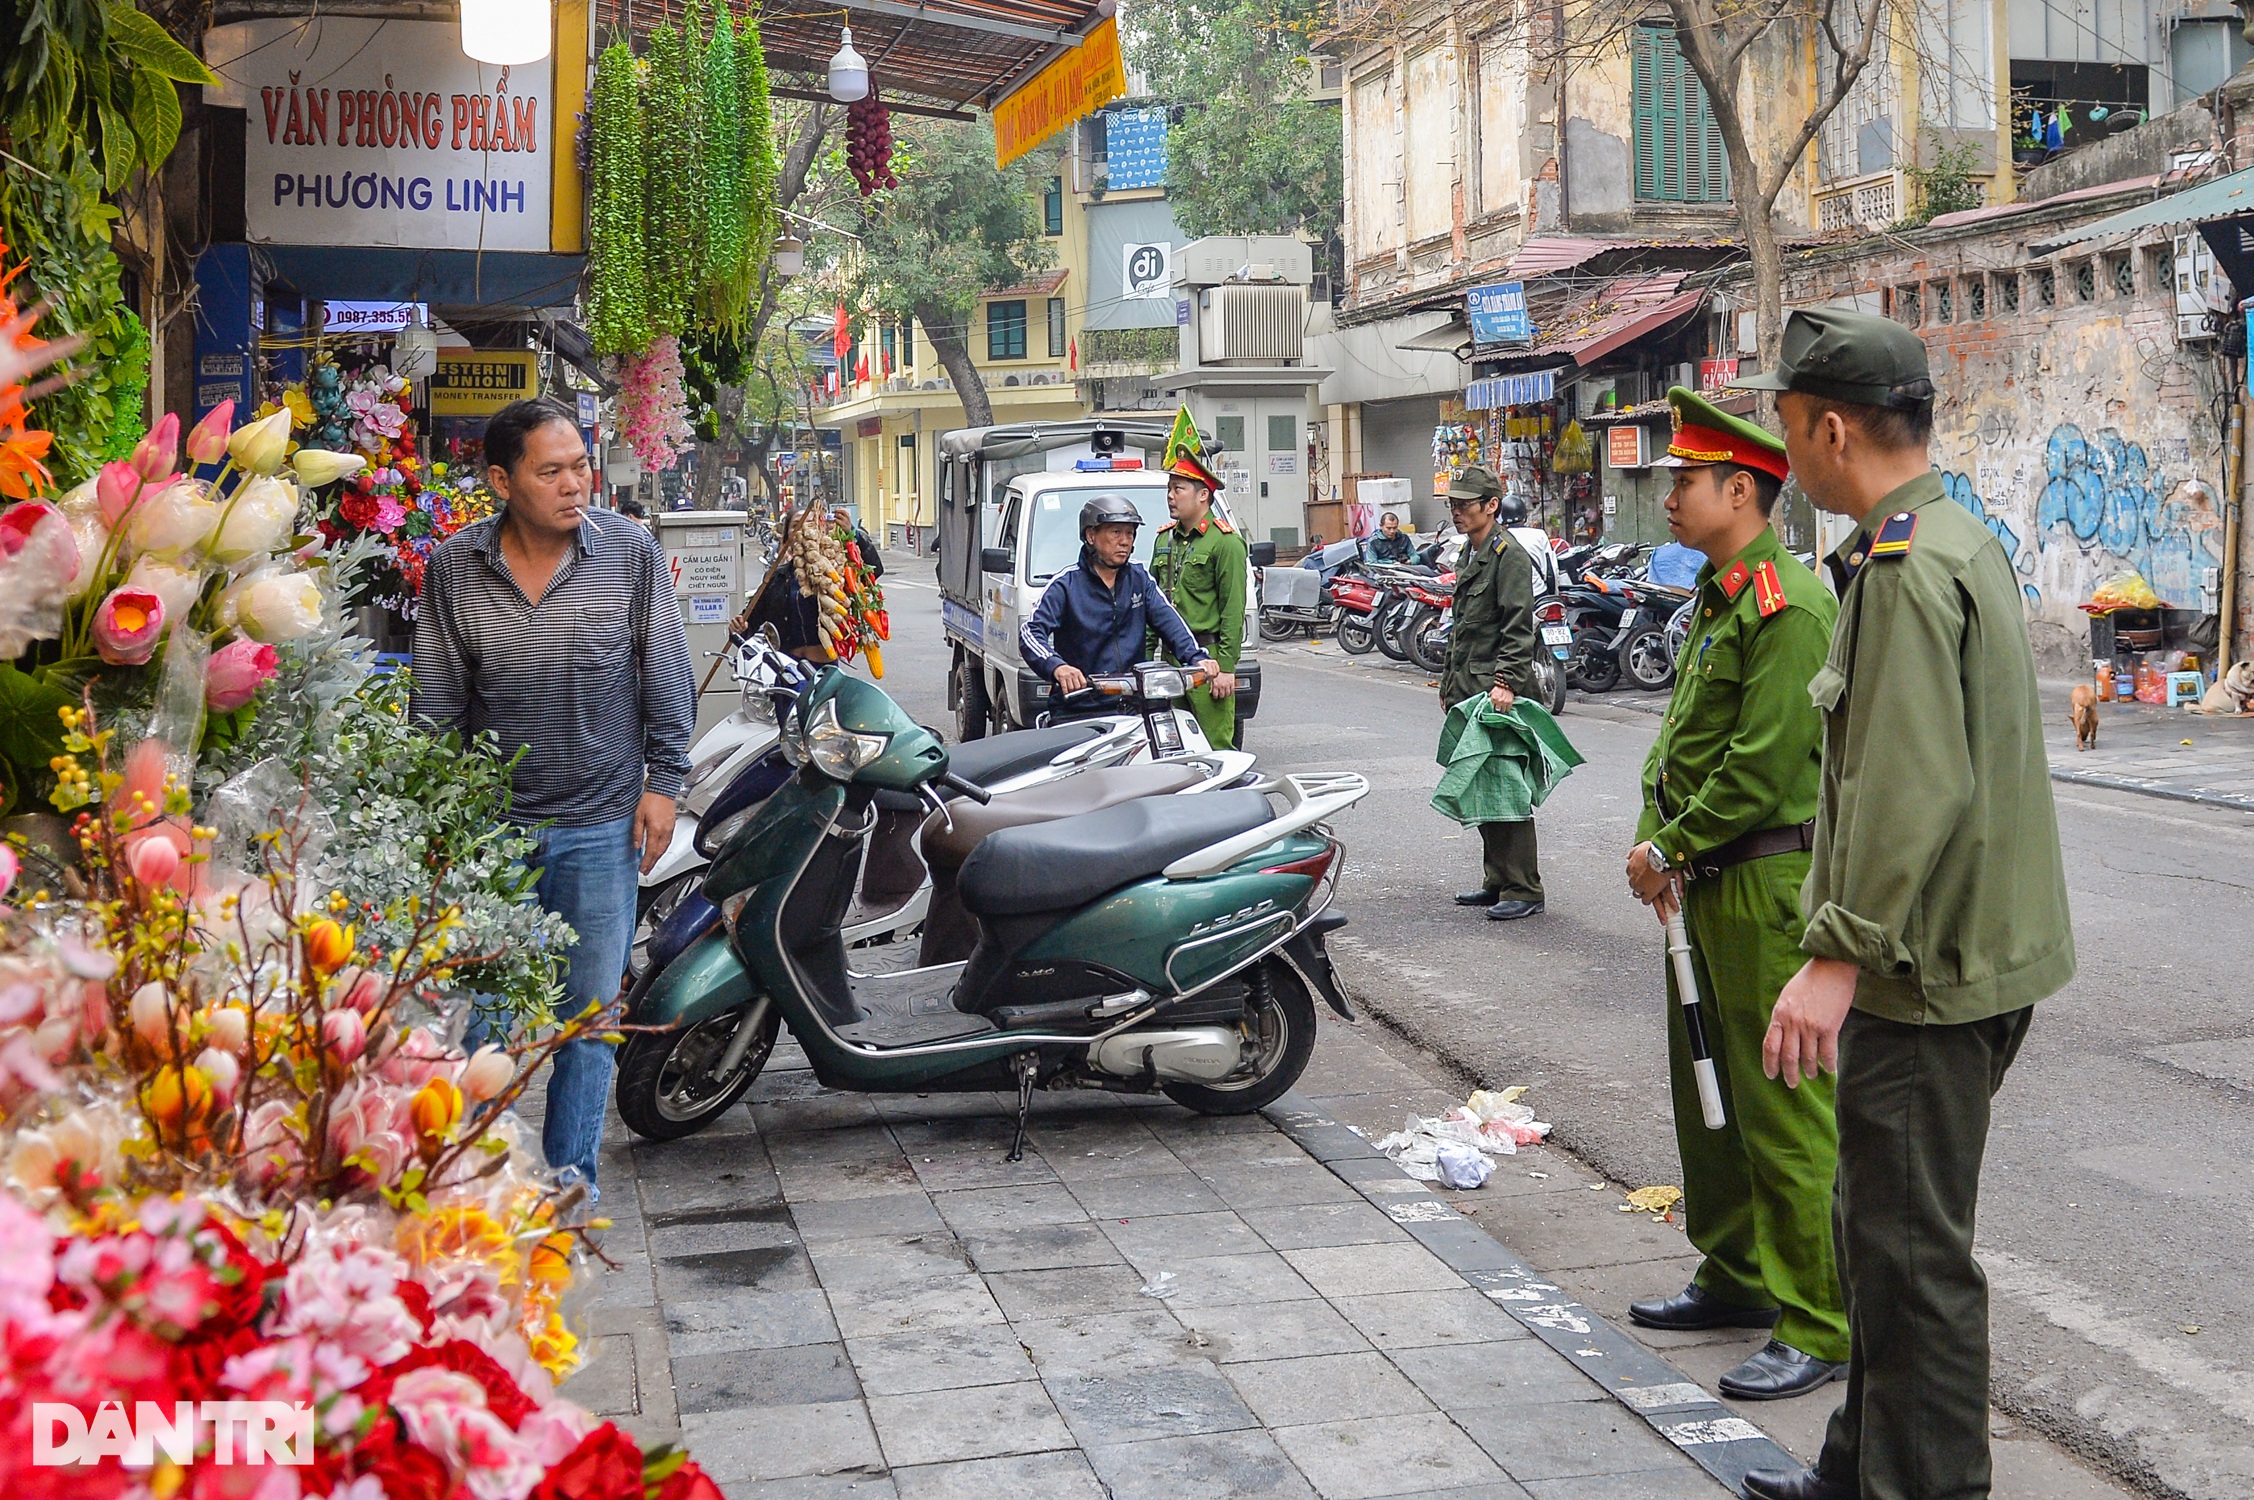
945, 722, 1106, 789
958, 789, 1274, 918
920, 764, 1207, 874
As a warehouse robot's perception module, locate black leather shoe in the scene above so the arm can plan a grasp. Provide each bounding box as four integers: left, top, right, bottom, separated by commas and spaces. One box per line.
1717, 1339, 1848, 1400
1455, 889, 1499, 906
1743, 1465, 1857, 1500
1626, 1282, 1780, 1332
1486, 899, 1544, 920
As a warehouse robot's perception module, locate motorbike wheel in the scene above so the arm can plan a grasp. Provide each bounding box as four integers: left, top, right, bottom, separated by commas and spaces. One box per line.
1406, 607, 1449, 674
953, 648, 991, 742
1336, 613, 1378, 655
1376, 600, 1415, 661
629, 871, 700, 980
1163, 958, 1318, 1116
1533, 653, 1566, 716
1569, 631, 1621, 693
615, 1001, 781, 1141
1258, 610, 1297, 643
1621, 627, 1676, 692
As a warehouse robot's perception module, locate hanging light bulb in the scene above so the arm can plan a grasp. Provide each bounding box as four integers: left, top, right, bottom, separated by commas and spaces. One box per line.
828, 27, 869, 103
773, 234, 806, 277
461, 0, 552, 66
394, 308, 440, 380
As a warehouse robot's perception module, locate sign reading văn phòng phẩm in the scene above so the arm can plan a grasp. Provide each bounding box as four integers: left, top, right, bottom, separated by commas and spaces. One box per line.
201, 18, 554, 252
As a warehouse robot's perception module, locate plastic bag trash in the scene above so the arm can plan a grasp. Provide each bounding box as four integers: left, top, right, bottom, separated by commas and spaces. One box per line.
1436, 1142, 1493, 1190
2091, 571, 2162, 611
1138, 1272, 1178, 1300
1462, 1087, 1552, 1148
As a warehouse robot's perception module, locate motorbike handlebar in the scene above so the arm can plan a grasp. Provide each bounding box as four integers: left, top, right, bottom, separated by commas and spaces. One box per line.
940, 772, 993, 804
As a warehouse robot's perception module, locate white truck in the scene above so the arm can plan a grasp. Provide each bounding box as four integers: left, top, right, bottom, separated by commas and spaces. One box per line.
935, 418, 1266, 743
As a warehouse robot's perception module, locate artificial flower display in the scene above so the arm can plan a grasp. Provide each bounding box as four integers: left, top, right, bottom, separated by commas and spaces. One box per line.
0, 716, 726, 1500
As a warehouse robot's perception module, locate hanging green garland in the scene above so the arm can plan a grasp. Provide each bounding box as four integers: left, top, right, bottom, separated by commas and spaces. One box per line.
701, 11, 748, 326
641, 21, 706, 338
586, 41, 649, 355
738, 12, 777, 296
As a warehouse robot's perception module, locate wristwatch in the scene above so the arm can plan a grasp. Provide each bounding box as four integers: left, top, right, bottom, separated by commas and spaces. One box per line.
1644, 842, 1670, 874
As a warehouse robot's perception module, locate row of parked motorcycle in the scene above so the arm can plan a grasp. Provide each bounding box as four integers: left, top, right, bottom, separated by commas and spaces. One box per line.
612, 629, 1368, 1155
1254, 534, 1708, 702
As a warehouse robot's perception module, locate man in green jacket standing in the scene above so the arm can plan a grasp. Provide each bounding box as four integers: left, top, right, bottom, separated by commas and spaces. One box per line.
1440, 465, 1545, 920
1623, 388, 1847, 1401
1150, 435, 1248, 749
1734, 309, 2075, 1500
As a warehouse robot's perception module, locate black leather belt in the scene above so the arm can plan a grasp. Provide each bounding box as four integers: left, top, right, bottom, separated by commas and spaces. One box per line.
1686, 822, 1815, 881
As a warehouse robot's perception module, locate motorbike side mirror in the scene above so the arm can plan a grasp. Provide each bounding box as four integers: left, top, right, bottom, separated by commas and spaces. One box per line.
979, 546, 1012, 574
1248, 541, 1278, 566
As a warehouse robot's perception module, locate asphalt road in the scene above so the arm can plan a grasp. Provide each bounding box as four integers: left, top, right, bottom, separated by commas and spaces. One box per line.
866, 561, 2254, 1499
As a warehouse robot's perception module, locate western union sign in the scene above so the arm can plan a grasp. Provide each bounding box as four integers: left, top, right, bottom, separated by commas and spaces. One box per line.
992, 17, 1124, 169
430, 350, 538, 416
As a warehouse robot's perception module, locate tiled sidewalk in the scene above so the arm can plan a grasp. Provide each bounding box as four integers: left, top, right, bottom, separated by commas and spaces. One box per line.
558, 1033, 1785, 1498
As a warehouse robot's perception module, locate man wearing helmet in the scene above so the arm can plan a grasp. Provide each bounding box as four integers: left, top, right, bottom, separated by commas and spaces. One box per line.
1020, 495, 1218, 704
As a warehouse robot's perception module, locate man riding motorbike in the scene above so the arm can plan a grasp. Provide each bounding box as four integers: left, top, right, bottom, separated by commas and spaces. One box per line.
1020, 495, 1220, 713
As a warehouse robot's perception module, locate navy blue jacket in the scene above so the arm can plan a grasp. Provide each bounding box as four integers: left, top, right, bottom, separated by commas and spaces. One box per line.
1020, 546, 1205, 681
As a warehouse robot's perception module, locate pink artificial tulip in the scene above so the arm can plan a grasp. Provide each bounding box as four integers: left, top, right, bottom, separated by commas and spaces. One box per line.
331, 965, 384, 1015
126, 832, 181, 888
0, 500, 60, 559
205, 638, 279, 713
0, 844, 17, 902
186, 401, 235, 466
196, 1047, 241, 1107
91, 586, 165, 666
96, 461, 145, 528
321, 1007, 368, 1066
129, 413, 179, 484
460, 1045, 515, 1103
130, 982, 172, 1051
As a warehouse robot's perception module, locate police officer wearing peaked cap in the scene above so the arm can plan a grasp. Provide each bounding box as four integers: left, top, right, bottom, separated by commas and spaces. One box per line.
1439, 463, 1546, 920
1623, 387, 1848, 1403
1149, 425, 1250, 749
1729, 308, 2074, 1500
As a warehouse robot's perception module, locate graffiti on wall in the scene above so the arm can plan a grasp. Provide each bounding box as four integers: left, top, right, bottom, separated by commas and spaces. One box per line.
1942, 423, 2222, 615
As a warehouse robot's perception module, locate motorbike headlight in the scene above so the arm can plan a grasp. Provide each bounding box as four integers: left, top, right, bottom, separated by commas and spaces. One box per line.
738, 680, 778, 724
804, 699, 888, 781
778, 705, 810, 766
1138, 666, 1189, 700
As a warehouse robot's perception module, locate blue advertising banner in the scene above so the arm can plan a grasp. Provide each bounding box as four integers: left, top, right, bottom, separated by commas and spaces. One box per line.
1467, 282, 1531, 344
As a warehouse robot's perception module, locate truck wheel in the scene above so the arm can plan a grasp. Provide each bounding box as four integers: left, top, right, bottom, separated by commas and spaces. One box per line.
1163, 959, 1317, 1116
954, 649, 990, 741
615, 1002, 780, 1141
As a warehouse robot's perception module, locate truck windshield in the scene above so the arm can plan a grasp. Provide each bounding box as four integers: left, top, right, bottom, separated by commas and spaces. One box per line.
1024, 485, 1171, 582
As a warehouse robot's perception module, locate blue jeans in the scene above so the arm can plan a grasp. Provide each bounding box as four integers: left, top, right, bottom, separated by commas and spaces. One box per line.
470, 813, 638, 1200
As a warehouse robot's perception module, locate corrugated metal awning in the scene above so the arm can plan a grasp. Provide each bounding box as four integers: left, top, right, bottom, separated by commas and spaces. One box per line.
2029, 166, 2254, 257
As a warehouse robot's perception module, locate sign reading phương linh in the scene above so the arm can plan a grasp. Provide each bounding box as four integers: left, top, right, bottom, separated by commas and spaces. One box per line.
201, 18, 554, 252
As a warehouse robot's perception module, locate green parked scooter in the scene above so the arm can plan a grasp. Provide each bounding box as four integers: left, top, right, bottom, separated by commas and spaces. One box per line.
614, 663, 1369, 1154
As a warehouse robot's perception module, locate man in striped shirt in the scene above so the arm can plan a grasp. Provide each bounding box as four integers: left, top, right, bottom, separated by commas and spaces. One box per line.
412, 399, 696, 1199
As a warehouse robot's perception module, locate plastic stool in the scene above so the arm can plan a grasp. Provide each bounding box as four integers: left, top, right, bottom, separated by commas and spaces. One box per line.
2167, 671, 2205, 708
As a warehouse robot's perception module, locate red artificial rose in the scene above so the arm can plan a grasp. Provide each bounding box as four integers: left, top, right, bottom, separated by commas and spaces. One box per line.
395, 1276, 435, 1335
650, 1460, 725, 1500
528, 1424, 644, 1500
169, 1321, 265, 1396
380, 1339, 537, 1428
339, 492, 381, 530
349, 1411, 459, 1500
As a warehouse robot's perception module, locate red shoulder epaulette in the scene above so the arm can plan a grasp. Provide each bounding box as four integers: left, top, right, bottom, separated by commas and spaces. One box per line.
1753, 560, 1786, 617
1717, 560, 1751, 600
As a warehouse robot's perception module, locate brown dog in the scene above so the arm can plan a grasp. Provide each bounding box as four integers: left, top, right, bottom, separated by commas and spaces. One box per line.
2070, 684, 2099, 750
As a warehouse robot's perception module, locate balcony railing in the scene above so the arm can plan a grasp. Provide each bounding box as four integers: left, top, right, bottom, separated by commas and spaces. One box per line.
1812, 168, 1994, 232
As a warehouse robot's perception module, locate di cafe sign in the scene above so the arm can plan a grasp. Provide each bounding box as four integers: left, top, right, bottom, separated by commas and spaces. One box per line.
202, 18, 553, 251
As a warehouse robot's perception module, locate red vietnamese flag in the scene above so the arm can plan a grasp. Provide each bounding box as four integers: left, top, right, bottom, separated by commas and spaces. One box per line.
1069, 337, 1079, 371
855, 352, 869, 384
832, 305, 852, 362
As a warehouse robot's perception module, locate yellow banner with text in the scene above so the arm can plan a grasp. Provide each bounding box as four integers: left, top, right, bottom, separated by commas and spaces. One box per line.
992, 17, 1124, 169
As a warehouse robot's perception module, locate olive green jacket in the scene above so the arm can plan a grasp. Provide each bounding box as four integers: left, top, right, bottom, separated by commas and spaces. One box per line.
1149, 516, 1248, 672
1801, 472, 2076, 1024
1441, 527, 1540, 705
1634, 528, 1835, 863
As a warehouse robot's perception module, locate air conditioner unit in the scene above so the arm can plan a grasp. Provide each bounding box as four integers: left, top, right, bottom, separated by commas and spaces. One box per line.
1199, 284, 1304, 364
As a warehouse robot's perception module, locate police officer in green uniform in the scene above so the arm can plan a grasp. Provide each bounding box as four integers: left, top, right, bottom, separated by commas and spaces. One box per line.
1440, 465, 1545, 920
1621, 388, 1847, 1401
1149, 433, 1248, 749
1733, 310, 2075, 1500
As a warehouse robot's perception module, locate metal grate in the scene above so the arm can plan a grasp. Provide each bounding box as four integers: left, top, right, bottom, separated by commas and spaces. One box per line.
1966, 277, 1986, 320
2001, 275, 2020, 313
1854, 177, 1896, 224
1896, 285, 1921, 325
2073, 261, 2096, 301
2034, 267, 2056, 307
1934, 281, 1953, 323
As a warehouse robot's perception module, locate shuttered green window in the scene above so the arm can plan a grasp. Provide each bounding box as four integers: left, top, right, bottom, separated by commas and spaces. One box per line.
1632, 25, 1728, 204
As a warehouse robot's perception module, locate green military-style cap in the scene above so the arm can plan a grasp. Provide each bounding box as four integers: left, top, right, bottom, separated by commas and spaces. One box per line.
1446, 464, 1503, 500
1731, 306, 1935, 410
1651, 386, 1789, 481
